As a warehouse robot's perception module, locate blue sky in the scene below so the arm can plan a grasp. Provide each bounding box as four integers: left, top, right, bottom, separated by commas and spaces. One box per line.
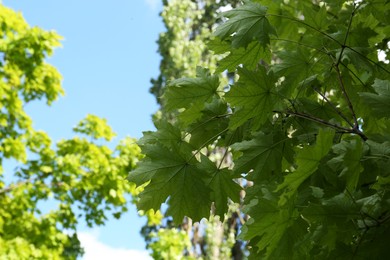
3, 0, 163, 258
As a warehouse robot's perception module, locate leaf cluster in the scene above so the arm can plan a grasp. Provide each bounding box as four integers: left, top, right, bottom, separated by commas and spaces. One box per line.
131, 0, 390, 258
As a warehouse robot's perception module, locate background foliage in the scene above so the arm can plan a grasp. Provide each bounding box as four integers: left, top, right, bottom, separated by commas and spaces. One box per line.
0, 5, 141, 259
131, 0, 390, 259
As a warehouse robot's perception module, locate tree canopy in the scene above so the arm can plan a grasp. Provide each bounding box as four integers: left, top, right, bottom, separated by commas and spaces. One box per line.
130, 0, 390, 258
0, 5, 141, 259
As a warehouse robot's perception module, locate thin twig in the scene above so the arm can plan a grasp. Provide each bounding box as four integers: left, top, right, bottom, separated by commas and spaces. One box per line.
346, 46, 390, 75
334, 65, 359, 128
340, 61, 367, 88
335, 3, 357, 66
312, 86, 355, 128
189, 128, 229, 161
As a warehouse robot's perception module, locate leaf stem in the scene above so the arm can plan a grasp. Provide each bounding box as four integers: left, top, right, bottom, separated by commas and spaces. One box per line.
189, 128, 229, 161
184, 113, 230, 139
217, 129, 237, 169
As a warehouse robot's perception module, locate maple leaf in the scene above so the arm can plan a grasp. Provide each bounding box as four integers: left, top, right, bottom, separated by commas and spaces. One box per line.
200, 155, 242, 218
239, 195, 307, 258
226, 67, 278, 130
187, 98, 229, 149
138, 121, 182, 148
231, 131, 292, 182
328, 139, 365, 191
359, 79, 390, 119
129, 142, 212, 223
302, 192, 360, 257
214, 1, 276, 48
211, 41, 271, 73
277, 129, 334, 205
163, 67, 220, 126
272, 47, 329, 94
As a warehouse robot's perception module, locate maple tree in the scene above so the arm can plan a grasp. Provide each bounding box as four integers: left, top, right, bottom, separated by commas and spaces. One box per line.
130, 0, 390, 258
0, 5, 141, 259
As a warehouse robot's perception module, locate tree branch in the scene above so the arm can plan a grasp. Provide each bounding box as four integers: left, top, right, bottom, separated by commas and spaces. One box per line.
274, 110, 368, 140
274, 110, 351, 132
0, 179, 33, 194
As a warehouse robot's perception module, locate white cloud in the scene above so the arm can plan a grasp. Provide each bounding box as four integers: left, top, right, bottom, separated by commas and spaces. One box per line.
144, 0, 159, 10
79, 230, 152, 260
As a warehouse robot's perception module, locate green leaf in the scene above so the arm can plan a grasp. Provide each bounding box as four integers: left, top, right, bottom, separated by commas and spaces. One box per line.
226, 67, 278, 130
138, 121, 182, 148
328, 139, 365, 191
187, 98, 229, 149
240, 195, 307, 258
163, 67, 220, 125
273, 47, 324, 94
359, 79, 390, 119
302, 5, 330, 31
277, 129, 334, 205
214, 1, 276, 48
215, 41, 271, 73
302, 193, 360, 256
129, 142, 212, 223
231, 131, 291, 182
73, 114, 116, 141
201, 156, 242, 218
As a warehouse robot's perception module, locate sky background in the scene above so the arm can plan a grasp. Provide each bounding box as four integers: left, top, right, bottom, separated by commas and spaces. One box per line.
3, 0, 163, 259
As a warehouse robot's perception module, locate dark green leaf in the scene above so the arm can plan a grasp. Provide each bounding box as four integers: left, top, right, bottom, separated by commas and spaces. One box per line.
163, 67, 220, 125
359, 79, 390, 119
215, 41, 271, 73
277, 129, 334, 205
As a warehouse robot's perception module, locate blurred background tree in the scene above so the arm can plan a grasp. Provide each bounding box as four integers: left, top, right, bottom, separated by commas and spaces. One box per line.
0, 5, 142, 259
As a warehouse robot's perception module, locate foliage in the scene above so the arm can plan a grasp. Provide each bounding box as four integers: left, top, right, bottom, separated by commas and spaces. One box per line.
144, 0, 244, 258
148, 228, 193, 260
130, 0, 390, 258
0, 4, 141, 259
